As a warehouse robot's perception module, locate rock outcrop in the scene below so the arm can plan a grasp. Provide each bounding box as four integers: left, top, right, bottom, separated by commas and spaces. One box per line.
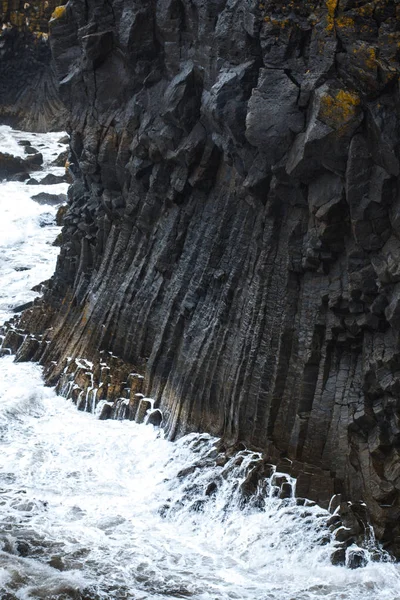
12, 0, 400, 556
0, 1, 67, 130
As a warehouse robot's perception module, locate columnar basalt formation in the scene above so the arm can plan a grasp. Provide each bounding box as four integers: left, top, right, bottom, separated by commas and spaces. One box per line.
14, 0, 400, 556
0, 0, 66, 130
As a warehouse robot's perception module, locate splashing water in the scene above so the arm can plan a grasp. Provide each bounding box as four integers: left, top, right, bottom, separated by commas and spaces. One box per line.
0, 127, 400, 600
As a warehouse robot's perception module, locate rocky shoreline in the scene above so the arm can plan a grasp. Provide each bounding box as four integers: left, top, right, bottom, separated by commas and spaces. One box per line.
2, 0, 400, 558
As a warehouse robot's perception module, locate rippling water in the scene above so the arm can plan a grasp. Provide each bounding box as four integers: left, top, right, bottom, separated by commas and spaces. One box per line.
1, 126, 400, 600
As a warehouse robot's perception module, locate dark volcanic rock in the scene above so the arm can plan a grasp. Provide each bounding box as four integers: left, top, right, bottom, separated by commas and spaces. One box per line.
0, 152, 29, 179
8, 172, 30, 182
15, 0, 400, 557
52, 150, 68, 167
0, 1, 67, 131
25, 153, 43, 168
39, 173, 67, 185
31, 192, 67, 205
24, 146, 39, 155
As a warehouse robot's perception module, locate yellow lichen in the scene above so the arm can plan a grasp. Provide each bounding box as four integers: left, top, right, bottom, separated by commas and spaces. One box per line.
326, 0, 338, 31
335, 16, 355, 29
51, 5, 66, 20
320, 89, 361, 126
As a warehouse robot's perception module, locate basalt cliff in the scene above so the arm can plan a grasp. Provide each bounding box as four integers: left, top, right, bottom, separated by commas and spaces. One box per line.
0, 0, 66, 130
4, 0, 400, 557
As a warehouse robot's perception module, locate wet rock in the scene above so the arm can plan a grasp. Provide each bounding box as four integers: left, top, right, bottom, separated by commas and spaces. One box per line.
8, 172, 30, 182
52, 233, 63, 247
98, 403, 112, 420
135, 399, 152, 424
24, 153, 43, 169
279, 482, 293, 499
49, 555, 65, 571
24, 146, 39, 155
326, 515, 342, 529
205, 481, 218, 497
52, 149, 68, 167
334, 527, 355, 544
0, 152, 29, 179
58, 135, 70, 144
16, 541, 30, 557
177, 466, 197, 478
331, 548, 346, 566
13, 301, 34, 313
39, 173, 68, 185
15, 336, 41, 362
26, 178, 40, 185
31, 192, 67, 205
147, 408, 162, 427
347, 549, 368, 569
2, 329, 25, 353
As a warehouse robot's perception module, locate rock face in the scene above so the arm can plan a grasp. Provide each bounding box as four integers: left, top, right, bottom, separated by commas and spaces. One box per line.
16, 0, 400, 556
0, 1, 67, 130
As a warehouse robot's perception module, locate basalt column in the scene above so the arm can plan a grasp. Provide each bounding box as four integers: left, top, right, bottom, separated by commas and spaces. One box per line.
17, 0, 400, 556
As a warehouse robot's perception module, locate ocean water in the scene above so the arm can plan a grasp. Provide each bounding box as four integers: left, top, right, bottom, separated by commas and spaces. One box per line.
0, 126, 400, 600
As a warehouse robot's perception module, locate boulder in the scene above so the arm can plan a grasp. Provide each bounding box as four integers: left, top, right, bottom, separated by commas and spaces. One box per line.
39, 173, 68, 185
31, 192, 67, 205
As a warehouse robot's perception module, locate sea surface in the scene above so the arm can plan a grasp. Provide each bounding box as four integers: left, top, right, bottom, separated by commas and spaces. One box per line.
0, 125, 400, 600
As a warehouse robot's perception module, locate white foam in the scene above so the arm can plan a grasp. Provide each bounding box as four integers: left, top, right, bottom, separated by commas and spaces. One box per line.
0, 125, 68, 322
